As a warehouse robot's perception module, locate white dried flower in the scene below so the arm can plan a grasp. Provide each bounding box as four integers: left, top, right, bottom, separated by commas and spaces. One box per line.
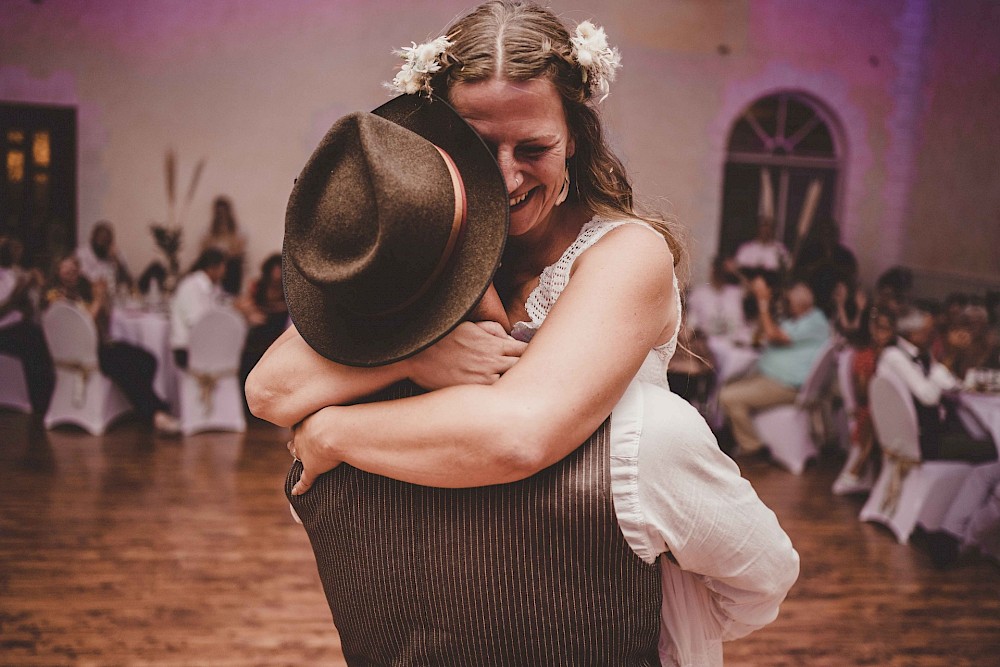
386, 35, 452, 96
570, 20, 621, 103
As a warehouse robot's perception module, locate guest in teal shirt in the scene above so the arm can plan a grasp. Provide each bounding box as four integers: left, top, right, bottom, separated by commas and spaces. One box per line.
758, 306, 830, 388
720, 279, 831, 454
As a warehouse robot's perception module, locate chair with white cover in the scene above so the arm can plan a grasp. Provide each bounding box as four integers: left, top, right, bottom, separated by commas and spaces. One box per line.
178, 307, 248, 436
859, 374, 973, 543
42, 301, 132, 435
752, 339, 839, 474
0, 353, 32, 413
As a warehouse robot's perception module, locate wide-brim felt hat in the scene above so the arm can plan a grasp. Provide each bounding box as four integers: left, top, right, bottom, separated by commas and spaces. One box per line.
283, 94, 509, 366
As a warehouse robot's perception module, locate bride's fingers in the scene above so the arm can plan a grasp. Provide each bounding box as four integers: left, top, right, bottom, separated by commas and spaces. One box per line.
286, 440, 298, 460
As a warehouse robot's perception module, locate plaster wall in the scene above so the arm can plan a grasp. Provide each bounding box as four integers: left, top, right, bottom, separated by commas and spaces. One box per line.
1, 0, 997, 288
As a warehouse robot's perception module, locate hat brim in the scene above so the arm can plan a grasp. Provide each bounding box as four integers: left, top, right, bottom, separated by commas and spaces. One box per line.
283, 94, 509, 367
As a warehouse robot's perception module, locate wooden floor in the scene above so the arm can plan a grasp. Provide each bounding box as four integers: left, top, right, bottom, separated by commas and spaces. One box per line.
1, 411, 998, 666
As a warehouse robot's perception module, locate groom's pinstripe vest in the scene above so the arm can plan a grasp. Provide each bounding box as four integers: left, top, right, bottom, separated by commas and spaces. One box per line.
287, 381, 661, 666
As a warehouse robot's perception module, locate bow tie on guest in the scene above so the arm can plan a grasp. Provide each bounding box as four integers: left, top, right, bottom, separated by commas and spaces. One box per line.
912, 351, 932, 375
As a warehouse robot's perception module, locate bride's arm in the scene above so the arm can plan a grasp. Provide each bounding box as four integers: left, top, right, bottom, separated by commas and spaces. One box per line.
245, 284, 523, 427
291, 224, 676, 491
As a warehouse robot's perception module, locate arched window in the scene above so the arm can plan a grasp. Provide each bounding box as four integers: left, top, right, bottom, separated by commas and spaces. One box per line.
718, 92, 842, 262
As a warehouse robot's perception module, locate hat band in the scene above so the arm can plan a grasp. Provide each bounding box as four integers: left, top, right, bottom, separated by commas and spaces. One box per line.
371, 145, 468, 317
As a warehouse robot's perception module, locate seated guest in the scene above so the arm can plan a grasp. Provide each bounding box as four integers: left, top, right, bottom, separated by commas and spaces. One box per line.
686, 255, 751, 343
872, 265, 913, 319
930, 293, 964, 363
876, 310, 995, 463
719, 278, 830, 456
235, 253, 288, 401
200, 196, 246, 297
939, 304, 1000, 381
0, 236, 54, 414
170, 248, 226, 369
832, 308, 896, 495
734, 214, 790, 280
926, 461, 1000, 568
941, 292, 970, 332
0, 236, 44, 320
44, 254, 179, 435
828, 281, 868, 342
793, 217, 858, 316
76, 220, 132, 294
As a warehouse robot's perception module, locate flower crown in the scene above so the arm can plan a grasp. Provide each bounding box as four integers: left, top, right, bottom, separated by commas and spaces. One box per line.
386, 36, 453, 97
386, 20, 621, 102
570, 21, 621, 102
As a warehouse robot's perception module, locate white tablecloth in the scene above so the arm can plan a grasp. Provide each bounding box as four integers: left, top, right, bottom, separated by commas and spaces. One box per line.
958, 391, 1000, 454
109, 308, 178, 413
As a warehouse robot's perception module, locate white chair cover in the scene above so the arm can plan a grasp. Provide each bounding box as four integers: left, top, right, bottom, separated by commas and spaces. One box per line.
860, 374, 972, 543
179, 307, 248, 435
0, 352, 32, 413
752, 338, 839, 474
41, 301, 131, 435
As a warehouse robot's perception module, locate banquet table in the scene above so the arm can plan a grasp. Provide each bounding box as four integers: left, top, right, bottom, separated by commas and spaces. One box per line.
109, 307, 178, 413
957, 391, 1000, 455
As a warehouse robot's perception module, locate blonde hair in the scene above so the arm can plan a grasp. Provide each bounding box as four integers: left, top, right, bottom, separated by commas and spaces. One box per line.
429, 0, 686, 274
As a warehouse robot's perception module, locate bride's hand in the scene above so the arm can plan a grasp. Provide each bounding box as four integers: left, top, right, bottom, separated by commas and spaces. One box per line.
405, 320, 527, 390
288, 408, 343, 495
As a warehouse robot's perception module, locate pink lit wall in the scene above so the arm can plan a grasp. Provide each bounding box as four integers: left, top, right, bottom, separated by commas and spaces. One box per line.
2, 0, 998, 288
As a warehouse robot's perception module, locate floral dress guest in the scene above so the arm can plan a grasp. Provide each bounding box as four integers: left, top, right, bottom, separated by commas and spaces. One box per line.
44, 254, 179, 436
200, 196, 246, 296
832, 308, 895, 495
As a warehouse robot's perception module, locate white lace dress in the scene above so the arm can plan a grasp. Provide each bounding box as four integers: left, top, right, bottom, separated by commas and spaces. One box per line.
511, 216, 799, 667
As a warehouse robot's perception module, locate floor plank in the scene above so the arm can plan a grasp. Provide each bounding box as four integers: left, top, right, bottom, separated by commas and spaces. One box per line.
1, 411, 997, 665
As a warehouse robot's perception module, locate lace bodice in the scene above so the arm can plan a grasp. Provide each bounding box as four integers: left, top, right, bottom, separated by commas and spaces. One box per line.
511, 216, 682, 389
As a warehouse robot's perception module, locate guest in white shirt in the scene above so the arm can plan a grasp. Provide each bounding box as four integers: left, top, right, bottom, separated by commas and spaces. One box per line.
719, 279, 830, 456
876, 310, 995, 462
734, 215, 790, 277
76, 221, 132, 294
170, 248, 226, 369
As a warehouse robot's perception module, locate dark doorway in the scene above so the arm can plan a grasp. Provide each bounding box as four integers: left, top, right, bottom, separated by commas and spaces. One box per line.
1, 102, 77, 271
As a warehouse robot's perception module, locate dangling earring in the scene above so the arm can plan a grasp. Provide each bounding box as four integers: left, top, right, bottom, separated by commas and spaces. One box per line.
555, 161, 570, 206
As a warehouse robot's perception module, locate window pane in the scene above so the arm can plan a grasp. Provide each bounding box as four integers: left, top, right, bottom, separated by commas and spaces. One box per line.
6, 129, 25, 145
783, 98, 814, 143
728, 118, 767, 153
746, 97, 779, 142
6, 150, 25, 183
33, 131, 51, 167
794, 122, 835, 157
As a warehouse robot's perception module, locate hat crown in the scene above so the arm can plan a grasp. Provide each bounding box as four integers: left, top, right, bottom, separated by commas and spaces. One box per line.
285, 112, 457, 314
282, 94, 508, 366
